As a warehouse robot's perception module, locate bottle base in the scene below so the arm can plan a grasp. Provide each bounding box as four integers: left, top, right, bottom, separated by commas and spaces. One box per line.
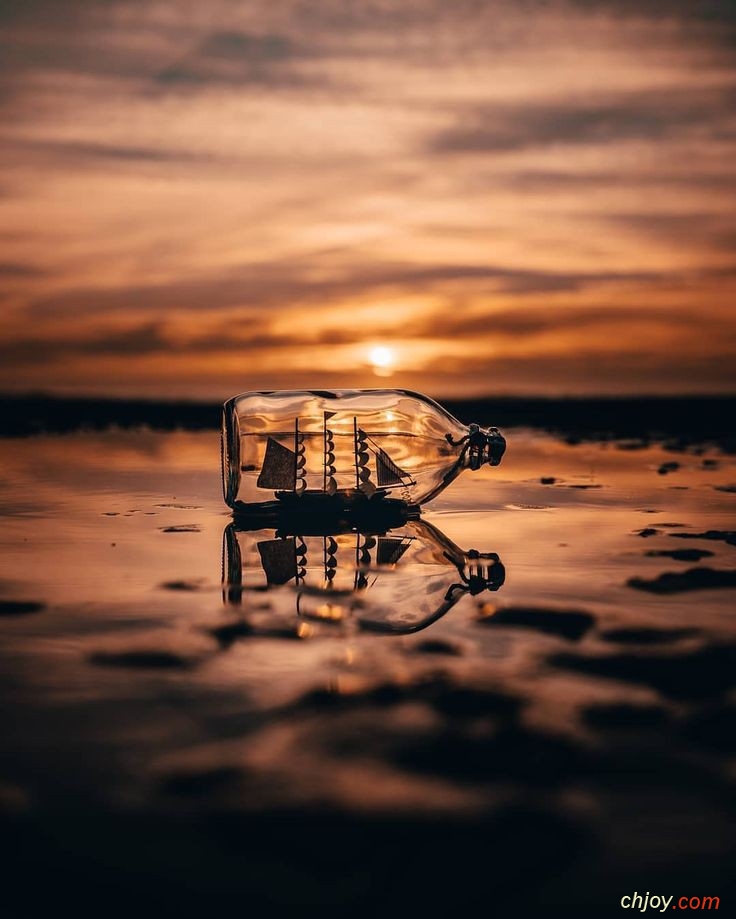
230, 491, 421, 535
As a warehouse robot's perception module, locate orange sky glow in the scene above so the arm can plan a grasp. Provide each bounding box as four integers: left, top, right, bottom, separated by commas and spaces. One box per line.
1, 0, 735, 399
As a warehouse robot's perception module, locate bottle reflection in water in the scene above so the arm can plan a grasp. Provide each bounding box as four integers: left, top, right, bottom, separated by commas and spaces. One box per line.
222, 389, 505, 512
221, 514, 505, 635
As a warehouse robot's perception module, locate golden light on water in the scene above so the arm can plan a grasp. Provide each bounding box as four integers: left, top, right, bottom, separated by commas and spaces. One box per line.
313, 603, 345, 622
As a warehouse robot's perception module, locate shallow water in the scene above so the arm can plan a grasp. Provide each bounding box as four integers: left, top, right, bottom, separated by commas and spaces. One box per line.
0, 428, 734, 914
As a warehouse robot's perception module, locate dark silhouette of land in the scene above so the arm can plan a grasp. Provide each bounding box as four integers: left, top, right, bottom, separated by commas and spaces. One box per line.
1, 393, 735, 450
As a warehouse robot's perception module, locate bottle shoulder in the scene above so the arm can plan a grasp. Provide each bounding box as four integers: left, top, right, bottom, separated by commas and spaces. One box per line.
226, 388, 460, 420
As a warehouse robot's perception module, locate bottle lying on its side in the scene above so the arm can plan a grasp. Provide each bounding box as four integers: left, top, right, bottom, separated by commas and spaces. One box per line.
222, 388, 506, 513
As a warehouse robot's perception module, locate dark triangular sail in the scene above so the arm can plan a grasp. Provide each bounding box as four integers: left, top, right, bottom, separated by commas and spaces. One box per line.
375, 447, 414, 488
257, 437, 296, 490
376, 536, 413, 566
257, 537, 298, 585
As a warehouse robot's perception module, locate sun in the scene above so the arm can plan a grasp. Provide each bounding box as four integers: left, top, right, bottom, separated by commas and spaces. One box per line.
368, 345, 395, 374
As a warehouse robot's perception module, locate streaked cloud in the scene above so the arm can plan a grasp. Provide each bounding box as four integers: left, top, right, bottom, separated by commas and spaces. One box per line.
154, 30, 320, 90
429, 86, 736, 154
0, 0, 734, 397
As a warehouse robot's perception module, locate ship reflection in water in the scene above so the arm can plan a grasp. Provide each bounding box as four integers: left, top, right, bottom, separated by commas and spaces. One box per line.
222, 506, 505, 635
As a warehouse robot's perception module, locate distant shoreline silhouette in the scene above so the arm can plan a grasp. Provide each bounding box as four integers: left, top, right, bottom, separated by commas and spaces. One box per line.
1, 393, 734, 450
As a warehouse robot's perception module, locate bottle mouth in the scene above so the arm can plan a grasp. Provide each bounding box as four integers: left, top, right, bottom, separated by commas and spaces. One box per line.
463, 549, 506, 592
483, 427, 506, 467
466, 424, 506, 469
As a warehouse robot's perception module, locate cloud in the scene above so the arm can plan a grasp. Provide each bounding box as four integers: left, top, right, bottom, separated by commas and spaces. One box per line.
5, 298, 732, 367
25, 258, 683, 322
0, 320, 344, 369
4, 137, 210, 166
430, 87, 736, 154
444, 348, 736, 397
567, 0, 736, 25
600, 212, 736, 252
0, 0, 734, 397
154, 29, 321, 90
200, 31, 299, 62
0, 321, 169, 364
496, 169, 736, 193
408, 305, 702, 341
0, 261, 45, 278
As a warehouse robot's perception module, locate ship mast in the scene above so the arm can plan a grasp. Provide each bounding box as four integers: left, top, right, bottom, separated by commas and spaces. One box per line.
353, 417, 360, 491
323, 411, 337, 495
293, 418, 306, 493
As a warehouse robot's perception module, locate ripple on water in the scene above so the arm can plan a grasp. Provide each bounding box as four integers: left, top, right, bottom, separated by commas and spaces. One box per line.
477, 605, 595, 641
627, 567, 736, 593
549, 644, 736, 701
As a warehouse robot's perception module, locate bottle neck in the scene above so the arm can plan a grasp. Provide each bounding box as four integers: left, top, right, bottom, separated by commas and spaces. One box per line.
447, 423, 506, 470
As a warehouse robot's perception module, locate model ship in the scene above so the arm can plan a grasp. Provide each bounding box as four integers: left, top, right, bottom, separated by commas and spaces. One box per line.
257, 412, 416, 501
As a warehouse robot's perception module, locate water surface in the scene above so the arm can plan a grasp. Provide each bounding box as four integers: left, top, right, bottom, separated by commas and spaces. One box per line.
1, 427, 734, 915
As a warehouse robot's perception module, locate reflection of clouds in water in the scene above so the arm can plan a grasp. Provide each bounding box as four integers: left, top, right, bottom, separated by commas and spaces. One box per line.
0, 431, 222, 605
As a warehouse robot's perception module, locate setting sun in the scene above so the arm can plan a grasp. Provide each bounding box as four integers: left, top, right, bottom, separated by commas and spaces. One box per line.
368, 345, 395, 373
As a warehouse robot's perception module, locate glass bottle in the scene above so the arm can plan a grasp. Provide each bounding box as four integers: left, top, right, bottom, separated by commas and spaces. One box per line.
222, 389, 505, 512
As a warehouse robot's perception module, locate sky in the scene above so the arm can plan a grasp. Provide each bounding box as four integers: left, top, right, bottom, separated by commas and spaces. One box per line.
0, 0, 735, 400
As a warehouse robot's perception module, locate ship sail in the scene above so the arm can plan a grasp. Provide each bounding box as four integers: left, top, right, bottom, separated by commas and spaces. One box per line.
323, 411, 338, 495
257, 420, 306, 492
323, 536, 338, 584
376, 535, 413, 566
257, 437, 296, 490
356, 534, 376, 567
359, 429, 416, 490
354, 422, 376, 496
354, 533, 376, 590
257, 536, 306, 585
375, 448, 413, 488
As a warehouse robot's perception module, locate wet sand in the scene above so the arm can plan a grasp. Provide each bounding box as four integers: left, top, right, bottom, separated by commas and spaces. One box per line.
0, 415, 734, 916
